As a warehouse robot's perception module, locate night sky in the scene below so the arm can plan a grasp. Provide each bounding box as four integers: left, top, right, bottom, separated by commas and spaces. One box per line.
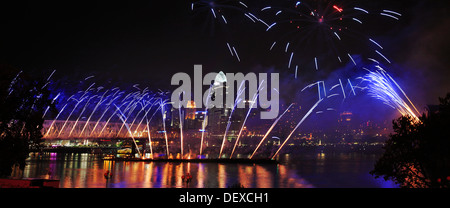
0, 0, 449, 114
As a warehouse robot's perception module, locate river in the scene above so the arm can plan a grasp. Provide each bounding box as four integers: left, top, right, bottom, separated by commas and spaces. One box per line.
22, 151, 398, 188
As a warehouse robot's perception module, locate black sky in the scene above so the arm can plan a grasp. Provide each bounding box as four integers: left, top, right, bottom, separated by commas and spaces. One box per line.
0, 0, 449, 110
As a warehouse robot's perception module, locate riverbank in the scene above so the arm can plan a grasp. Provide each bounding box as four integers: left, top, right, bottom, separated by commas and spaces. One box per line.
103, 157, 278, 164
0, 178, 59, 188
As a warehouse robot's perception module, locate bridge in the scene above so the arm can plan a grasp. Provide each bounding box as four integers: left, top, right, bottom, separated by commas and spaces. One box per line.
42, 120, 149, 139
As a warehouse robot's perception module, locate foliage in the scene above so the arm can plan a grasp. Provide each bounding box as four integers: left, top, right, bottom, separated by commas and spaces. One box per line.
371, 93, 450, 188
0, 64, 55, 177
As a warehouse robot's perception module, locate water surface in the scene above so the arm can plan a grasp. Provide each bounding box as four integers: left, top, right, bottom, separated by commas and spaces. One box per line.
22, 152, 398, 188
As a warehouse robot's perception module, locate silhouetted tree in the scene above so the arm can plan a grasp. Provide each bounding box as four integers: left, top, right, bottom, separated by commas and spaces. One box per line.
0, 64, 54, 177
371, 93, 450, 188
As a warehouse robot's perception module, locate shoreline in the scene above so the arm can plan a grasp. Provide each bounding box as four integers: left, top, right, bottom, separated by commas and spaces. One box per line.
103, 157, 279, 164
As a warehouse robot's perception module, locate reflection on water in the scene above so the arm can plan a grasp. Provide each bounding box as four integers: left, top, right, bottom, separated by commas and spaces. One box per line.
23, 153, 313, 188
276, 152, 399, 188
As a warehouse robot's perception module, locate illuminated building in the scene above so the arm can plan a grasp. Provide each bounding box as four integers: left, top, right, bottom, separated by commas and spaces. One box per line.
340, 111, 353, 122
184, 100, 197, 129
338, 111, 353, 142
185, 100, 196, 120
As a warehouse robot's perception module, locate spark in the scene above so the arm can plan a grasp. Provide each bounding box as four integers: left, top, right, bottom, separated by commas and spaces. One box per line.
258, 18, 270, 27
352, 18, 363, 24
84, 75, 94, 80
382, 10, 402, 16
368, 58, 380, 64
232, 46, 241, 62
348, 79, 356, 96
334, 32, 341, 40
354, 7, 369, 14
375, 50, 391, 63
327, 94, 340, 98
348, 53, 356, 66
369, 38, 383, 49
247, 12, 259, 21
239, 1, 248, 8
321, 81, 327, 97
330, 84, 340, 91
269, 41, 277, 51
314, 57, 318, 70
317, 81, 321, 99
47, 70, 56, 81
339, 79, 346, 99
380, 12, 399, 20
288, 52, 294, 68
301, 82, 319, 92
245, 13, 256, 22
266, 22, 277, 31
273, 87, 280, 94
221, 15, 228, 24
226, 42, 234, 56
333, 5, 343, 13
211, 8, 217, 18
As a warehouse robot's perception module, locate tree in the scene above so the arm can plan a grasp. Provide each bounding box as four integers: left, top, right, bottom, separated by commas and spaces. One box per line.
371, 93, 450, 188
0, 64, 54, 177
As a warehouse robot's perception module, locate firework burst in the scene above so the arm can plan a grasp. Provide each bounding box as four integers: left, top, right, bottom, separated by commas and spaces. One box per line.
260, 0, 400, 71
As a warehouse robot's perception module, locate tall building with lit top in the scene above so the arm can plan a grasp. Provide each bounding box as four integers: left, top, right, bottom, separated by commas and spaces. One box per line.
185, 100, 197, 129
338, 111, 353, 142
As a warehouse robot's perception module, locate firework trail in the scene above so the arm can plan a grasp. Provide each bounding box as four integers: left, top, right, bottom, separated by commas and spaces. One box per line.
145, 104, 164, 159
250, 103, 294, 159
200, 84, 214, 156
115, 104, 142, 158
271, 98, 323, 159
358, 66, 420, 122
230, 80, 264, 158
146, 117, 154, 159
57, 84, 94, 138
159, 99, 170, 157
218, 80, 245, 158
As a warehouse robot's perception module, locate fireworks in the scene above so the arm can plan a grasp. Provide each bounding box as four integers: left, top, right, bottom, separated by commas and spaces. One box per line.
230, 80, 264, 158
358, 66, 420, 122
271, 98, 323, 159
250, 103, 293, 159
44, 79, 169, 140
189, 0, 401, 75
29, 1, 418, 162
259, 0, 400, 71
190, 0, 263, 62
